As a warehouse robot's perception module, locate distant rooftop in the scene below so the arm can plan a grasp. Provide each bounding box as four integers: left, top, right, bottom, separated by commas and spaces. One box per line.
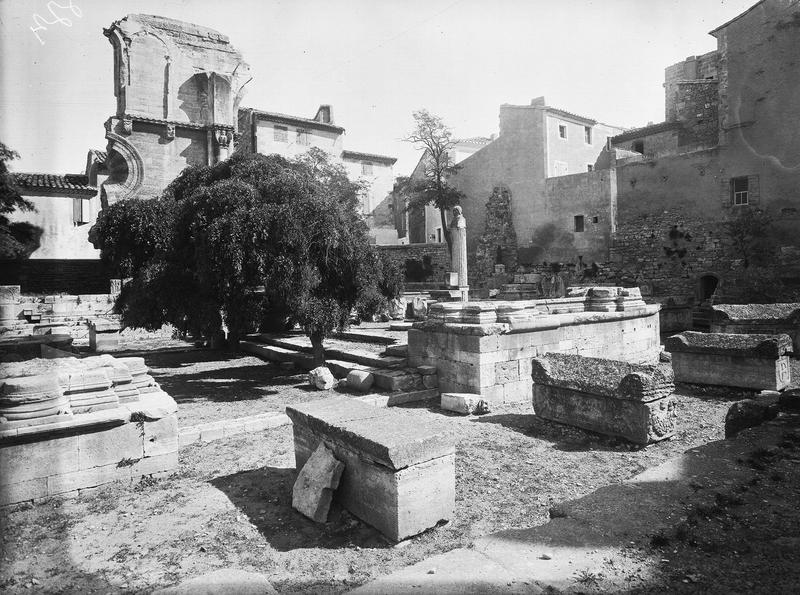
341, 150, 397, 166
611, 121, 683, 143
14, 173, 97, 196
242, 107, 345, 134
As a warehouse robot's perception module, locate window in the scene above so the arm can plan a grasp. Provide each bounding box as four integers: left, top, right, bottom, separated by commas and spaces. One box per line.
553, 161, 568, 176
274, 125, 288, 142
558, 124, 567, 139
435, 227, 443, 243
73, 198, 91, 225
587, 164, 594, 172
592, 216, 599, 224
632, 140, 644, 154
296, 129, 309, 146
584, 126, 592, 144
574, 215, 585, 232
731, 176, 749, 205
361, 161, 374, 176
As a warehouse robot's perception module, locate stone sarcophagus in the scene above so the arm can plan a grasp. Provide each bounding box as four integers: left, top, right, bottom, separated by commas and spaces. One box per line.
664, 331, 793, 391
531, 353, 677, 445
285, 396, 455, 541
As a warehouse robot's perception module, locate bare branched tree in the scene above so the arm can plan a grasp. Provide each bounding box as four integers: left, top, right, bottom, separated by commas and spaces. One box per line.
403, 109, 465, 253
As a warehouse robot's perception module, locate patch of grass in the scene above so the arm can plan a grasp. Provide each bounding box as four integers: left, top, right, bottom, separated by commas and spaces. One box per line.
574, 569, 603, 588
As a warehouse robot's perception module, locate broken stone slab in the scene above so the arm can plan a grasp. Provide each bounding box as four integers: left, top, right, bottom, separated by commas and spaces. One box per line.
725, 399, 779, 438
664, 331, 793, 391
285, 396, 455, 541
440, 393, 490, 415
347, 369, 375, 392
292, 442, 345, 523
308, 366, 336, 390
531, 353, 677, 445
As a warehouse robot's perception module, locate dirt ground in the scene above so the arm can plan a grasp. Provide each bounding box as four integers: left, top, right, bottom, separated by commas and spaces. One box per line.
143, 349, 340, 427
1, 351, 799, 594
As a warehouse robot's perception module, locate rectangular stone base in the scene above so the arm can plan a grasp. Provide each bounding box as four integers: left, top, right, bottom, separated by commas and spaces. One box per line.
532, 385, 676, 445
0, 411, 178, 506
292, 424, 454, 541
90, 331, 121, 353
671, 352, 791, 391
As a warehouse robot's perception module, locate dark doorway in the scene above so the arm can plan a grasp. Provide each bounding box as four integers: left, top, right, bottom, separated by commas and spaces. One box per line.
698, 274, 719, 301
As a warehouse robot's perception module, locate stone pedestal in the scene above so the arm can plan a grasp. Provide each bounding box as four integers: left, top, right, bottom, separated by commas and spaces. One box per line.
664, 331, 793, 391
89, 320, 122, 353
409, 294, 662, 405
0, 285, 21, 326
286, 396, 455, 541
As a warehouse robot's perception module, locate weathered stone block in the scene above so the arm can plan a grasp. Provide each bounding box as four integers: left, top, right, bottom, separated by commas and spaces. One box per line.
292, 443, 345, 523
422, 374, 439, 389
286, 397, 454, 541
308, 366, 336, 390
725, 399, 779, 438
664, 331, 792, 390
440, 393, 489, 415
531, 353, 677, 444
347, 370, 375, 392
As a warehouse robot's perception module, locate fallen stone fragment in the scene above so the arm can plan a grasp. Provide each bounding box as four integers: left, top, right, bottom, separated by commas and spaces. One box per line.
308, 366, 336, 390
440, 393, 490, 415
725, 399, 779, 438
347, 370, 374, 392
292, 442, 345, 523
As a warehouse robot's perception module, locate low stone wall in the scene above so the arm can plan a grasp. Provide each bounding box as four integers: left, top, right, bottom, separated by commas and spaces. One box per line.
710, 304, 800, 354
285, 396, 455, 541
0, 355, 179, 506
665, 331, 793, 391
530, 353, 677, 444
408, 289, 661, 404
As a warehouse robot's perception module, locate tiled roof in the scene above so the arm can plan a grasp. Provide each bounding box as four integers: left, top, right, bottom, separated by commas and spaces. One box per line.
611, 121, 683, 143
341, 150, 397, 165
544, 107, 597, 126
13, 173, 97, 196
455, 137, 493, 146
244, 108, 345, 134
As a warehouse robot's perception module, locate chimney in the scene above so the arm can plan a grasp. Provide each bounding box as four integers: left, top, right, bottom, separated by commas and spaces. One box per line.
530, 96, 546, 107
315, 104, 334, 124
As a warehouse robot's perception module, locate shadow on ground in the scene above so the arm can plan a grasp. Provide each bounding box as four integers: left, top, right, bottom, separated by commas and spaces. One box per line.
209, 466, 390, 552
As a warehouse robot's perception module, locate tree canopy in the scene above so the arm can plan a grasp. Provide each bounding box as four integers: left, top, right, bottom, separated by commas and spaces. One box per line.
0, 142, 43, 259
92, 148, 402, 363
403, 109, 465, 252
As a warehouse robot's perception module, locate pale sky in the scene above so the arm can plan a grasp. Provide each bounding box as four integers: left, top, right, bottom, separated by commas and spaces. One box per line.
0, 0, 756, 178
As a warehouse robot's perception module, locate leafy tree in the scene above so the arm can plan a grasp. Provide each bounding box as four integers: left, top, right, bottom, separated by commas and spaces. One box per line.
403, 110, 465, 252
94, 149, 400, 364
0, 142, 43, 259
723, 208, 776, 269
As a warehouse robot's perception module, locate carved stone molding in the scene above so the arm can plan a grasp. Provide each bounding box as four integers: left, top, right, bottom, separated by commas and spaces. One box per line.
101, 129, 145, 203
165, 123, 175, 140
121, 117, 133, 135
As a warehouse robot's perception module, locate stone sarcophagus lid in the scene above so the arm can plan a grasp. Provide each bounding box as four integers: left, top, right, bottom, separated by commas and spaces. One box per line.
664, 331, 793, 391
285, 396, 455, 541
710, 304, 800, 354
531, 353, 677, 445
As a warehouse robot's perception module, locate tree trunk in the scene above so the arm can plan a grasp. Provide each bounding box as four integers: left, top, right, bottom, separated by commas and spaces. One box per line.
310, 331, 326, 367
439, 207, 452, 255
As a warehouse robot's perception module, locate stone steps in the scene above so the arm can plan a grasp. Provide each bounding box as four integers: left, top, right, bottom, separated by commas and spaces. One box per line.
241, 337, 428, 395
253, 334, 407, 369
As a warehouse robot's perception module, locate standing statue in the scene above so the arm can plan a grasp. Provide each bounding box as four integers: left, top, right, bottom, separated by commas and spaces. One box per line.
449, 206, 469, 302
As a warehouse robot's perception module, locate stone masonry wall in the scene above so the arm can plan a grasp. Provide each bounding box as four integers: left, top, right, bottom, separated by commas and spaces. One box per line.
377, 243, 448, 283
